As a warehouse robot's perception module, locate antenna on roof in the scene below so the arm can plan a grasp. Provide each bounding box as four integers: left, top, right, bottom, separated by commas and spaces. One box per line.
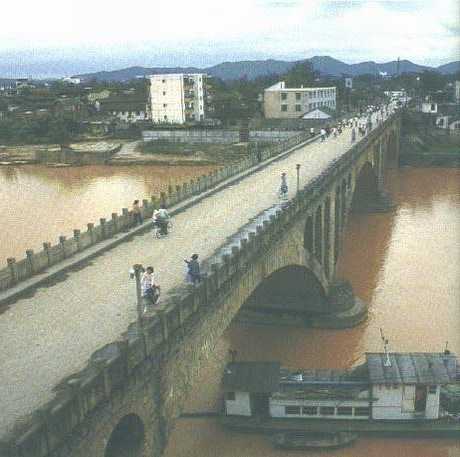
380, 328, 392, 367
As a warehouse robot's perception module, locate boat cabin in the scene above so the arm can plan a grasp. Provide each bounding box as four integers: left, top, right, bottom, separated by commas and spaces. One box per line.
223, 353, 458, 421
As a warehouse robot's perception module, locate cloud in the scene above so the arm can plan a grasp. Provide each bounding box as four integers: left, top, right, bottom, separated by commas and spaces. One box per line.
0, 0, 457, 76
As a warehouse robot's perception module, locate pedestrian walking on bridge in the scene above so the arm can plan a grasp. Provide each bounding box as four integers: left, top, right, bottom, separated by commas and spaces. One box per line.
132, 200, 143, 226
185, 254, 201, 286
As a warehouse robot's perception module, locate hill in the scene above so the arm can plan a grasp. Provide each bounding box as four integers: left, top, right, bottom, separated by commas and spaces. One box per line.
67, 57, 460, 82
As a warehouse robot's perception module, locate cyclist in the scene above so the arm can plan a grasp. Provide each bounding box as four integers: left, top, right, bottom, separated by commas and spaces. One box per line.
153, 205, 170, 236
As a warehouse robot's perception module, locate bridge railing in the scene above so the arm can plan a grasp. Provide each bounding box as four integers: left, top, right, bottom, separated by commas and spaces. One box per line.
0, 130, 314, 299
1, 114, 399, 456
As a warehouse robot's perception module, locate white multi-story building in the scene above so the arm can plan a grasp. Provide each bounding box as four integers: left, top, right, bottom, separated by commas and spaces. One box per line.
263, 81, 336, 119
149, 73, 207, 124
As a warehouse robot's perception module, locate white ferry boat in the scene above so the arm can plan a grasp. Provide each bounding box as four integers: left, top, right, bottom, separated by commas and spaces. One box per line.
221, 351, 460, 437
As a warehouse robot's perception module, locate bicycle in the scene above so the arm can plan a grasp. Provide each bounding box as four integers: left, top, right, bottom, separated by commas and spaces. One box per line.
143, 285, 161, 312
153, 219, 173, 238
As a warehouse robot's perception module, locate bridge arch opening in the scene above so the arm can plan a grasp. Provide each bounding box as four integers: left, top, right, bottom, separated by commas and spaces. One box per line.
304, 216, 313, 253
350, 162, 378, 213
105, 414, 145, 457
242, 265, 326, 314
324, 197, 331, 278
387, 130, 398, 167
314, 205, 322, 263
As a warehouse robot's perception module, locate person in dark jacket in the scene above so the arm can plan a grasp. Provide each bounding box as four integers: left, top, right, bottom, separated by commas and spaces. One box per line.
185, 254, 201, 285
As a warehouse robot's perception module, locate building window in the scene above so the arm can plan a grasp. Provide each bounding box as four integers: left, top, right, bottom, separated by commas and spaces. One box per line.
164, 115, 168, 120
162, 79, 166, 83
281, 93, 288, 101
354, 407, 370, 416
431, 104, 435, 111
337, 407, 353, 416
285, 406, 301, 415
429, 385, 437, 394
302, 406, 317, 415
226, 392, 235, 401
163, 104, 167, 108
163, 91, 166, 96
281, 104, 288, 112
319, 407, 335, 416
295, 92, 301, 101
295, 104, 301, 112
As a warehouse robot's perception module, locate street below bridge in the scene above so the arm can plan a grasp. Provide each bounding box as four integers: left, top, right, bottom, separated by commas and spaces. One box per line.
0, 112, 385, 440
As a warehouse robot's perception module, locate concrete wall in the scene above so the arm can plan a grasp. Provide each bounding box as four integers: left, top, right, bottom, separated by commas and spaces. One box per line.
142, 129, 299, 144
1, 115, 401, 457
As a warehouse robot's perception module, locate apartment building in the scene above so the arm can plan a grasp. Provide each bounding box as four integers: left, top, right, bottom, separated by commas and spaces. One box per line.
149, 73, 207, 124
264, 81, 336, 119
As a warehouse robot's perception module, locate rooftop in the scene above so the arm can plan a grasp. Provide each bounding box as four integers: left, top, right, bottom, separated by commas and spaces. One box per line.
265, 81, 336, 92
222, 362, 280, 393
366, 352, 458, 385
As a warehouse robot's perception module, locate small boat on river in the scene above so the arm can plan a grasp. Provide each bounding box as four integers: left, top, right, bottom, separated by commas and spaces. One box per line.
221, 347, 460, 440
272, 431, 357, 449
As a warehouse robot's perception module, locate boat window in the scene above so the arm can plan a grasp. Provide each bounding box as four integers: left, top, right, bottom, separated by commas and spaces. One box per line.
354, 407, 370, 416
302, 406, 318, 415
285, 406, 301, 415
429, 385, 437, 394
319, 407, 335, 416
337, 407, 353, 416
225, 392, 235, 401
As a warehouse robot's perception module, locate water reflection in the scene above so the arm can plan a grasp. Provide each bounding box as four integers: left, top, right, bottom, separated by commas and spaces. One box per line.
0, 164, 218, 260
164, 168, 460, 457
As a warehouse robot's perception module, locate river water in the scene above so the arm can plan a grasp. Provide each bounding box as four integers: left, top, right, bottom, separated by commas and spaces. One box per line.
164, 167, 460, 457
0, 164, 217, 262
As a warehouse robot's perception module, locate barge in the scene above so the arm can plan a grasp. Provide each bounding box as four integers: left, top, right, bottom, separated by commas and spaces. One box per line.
221, 351, 460, 441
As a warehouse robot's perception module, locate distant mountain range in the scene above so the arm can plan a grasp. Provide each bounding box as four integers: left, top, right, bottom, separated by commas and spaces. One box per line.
72, 56, 460, 82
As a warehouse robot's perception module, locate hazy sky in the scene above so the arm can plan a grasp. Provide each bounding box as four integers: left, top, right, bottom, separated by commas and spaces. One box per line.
1, 0, 458, 77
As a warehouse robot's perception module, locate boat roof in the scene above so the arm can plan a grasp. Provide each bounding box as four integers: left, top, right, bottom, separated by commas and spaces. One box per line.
366, 353, 458, 385
223, 362, 280, 393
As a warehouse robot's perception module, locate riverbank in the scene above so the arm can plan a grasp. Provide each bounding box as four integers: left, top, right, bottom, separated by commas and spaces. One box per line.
400, 111, 460, 167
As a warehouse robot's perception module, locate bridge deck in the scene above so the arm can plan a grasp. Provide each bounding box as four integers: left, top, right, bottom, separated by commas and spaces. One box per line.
0, 112, 386, 439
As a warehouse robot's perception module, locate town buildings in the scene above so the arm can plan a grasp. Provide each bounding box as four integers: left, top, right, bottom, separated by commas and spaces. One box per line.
149, 73, 208, 124
263, 81, 336, 119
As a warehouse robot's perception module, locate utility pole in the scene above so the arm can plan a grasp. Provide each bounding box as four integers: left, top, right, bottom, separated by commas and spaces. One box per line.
132, 264, 144, 324
296, 164, 301, 194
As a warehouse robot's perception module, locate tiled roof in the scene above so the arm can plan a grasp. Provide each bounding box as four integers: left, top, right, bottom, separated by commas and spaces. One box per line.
366, 353, 458, 385
223, 362, 280, 393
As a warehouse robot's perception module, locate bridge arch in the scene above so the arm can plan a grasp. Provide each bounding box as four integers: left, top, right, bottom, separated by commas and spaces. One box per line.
350, 162, 379, 213
242, 264, 327, 314
386, 129, 399, 168
304, 215, 313, 253
105, 414, 145, 457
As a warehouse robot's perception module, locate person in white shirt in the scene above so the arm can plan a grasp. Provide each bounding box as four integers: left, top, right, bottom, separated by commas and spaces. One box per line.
320, 128, 326, 142
141, 266, 160, 309
153, 205, 170, 236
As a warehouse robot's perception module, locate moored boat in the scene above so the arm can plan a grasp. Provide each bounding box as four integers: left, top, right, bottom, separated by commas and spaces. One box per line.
221, 350, 460, 438
272, 431, 358, 449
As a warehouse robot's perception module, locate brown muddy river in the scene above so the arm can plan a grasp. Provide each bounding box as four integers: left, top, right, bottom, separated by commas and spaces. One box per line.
0, 164, 217, 261
164, 167, 460, 457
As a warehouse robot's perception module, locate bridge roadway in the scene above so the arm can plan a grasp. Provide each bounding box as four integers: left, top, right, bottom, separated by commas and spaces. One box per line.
0, 112, 385, 440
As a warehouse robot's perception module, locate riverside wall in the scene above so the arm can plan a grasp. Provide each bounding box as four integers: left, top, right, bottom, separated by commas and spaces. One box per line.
142, 129, 300, 144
